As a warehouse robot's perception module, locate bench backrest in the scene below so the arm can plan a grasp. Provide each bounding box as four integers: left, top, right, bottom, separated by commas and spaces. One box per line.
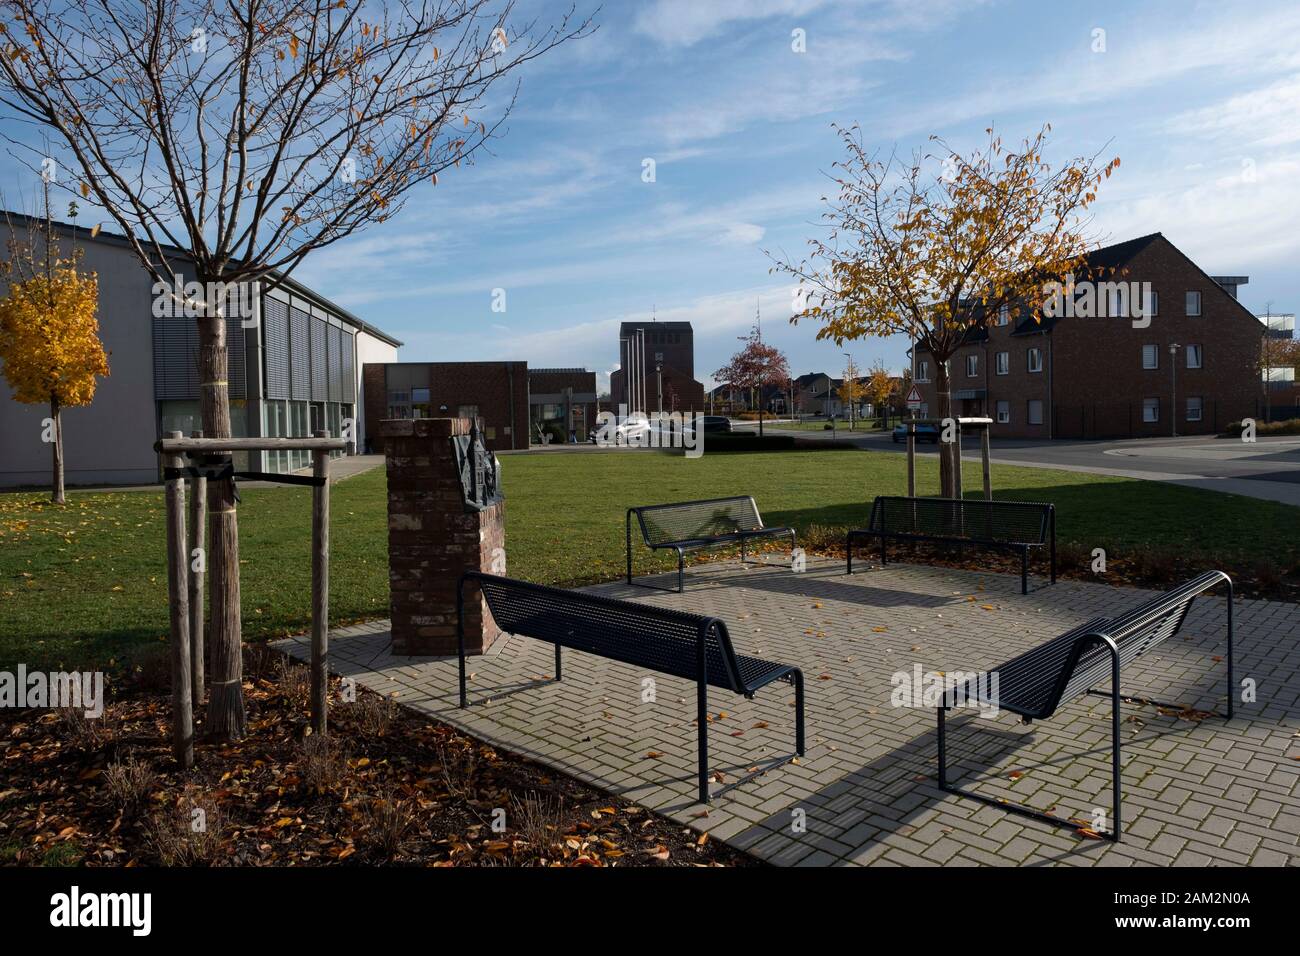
632, 496, 765, 548
464, 572, 745, 693
869, 496, 1051, 546
1055, 570, 1229, 705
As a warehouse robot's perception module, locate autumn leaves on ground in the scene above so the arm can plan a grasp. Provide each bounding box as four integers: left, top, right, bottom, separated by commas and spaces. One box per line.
0, 647, 749, 867
3, 449, 1299, 866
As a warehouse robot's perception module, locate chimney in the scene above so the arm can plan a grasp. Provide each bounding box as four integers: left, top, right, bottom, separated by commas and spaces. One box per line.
1211, 276, 1249, 299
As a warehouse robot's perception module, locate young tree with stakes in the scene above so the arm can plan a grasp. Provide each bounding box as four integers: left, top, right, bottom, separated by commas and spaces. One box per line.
0, 0, 594, 741
773, 124, 1119, 495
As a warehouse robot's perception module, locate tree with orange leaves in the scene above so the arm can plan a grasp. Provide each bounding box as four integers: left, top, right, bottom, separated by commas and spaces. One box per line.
774, 124, 1119, 494
0, 204, 107, 505
714, 325, 790, 438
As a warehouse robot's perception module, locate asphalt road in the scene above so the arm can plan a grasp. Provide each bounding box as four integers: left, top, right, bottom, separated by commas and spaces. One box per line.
747, 423, 1300, 507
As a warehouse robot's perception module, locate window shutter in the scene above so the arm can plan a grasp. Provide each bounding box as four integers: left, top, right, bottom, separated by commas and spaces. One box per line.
310, 317, 328, 402
289, 306, 311, 401
263, 298, 290, 400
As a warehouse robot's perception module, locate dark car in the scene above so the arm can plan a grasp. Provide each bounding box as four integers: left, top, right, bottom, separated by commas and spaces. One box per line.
700, 416, 732, 433
892, 422, 940, 443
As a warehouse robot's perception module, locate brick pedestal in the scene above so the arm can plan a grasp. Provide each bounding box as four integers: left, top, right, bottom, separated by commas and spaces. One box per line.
382, 418, 504, 656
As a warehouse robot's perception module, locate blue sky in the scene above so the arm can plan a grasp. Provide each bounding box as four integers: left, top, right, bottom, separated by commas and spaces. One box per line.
13, 0, 1300, 391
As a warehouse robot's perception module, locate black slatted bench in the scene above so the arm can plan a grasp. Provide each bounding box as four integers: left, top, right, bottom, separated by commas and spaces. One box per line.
847, 495, 1055, 594
457, 571, 805, 804
937, 570, 1233, 841
626, 496, 796, 593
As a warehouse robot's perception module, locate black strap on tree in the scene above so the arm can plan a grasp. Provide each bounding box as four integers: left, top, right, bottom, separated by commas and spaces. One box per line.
162, 453, 326, 504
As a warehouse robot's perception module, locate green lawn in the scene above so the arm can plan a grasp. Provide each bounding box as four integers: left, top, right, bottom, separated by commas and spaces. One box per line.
2, 448, 1296, 670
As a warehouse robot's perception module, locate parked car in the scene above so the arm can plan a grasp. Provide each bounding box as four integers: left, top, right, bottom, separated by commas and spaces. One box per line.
700, 416, 732, 433
590, 414, 652, 444
892, 422, 940, 443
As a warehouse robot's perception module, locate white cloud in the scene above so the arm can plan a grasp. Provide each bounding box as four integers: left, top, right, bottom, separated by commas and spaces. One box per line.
634, 0, 833, 48
1096, 153, 1300, 272
1166, 75, 1300, 148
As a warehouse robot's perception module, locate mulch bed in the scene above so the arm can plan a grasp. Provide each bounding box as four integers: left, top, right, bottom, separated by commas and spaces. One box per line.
0, 648, 755, 868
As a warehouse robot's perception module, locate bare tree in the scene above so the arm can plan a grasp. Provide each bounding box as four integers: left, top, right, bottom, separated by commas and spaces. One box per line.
0, 0, 594, 740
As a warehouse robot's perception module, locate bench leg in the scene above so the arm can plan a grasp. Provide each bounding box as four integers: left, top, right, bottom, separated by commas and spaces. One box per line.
880, 535, 887, 566
1110, 656, 1122, 842
937, 706, 947, 788
697, 676, 710, 804
457, 580, 468, 709
1226, 581, 1234, 719
846, 533, 854, 575
626, 510, 634, 586
1049, 509, 1057, 584
793, 670, 806, 757
1020, 548, 1029, 594
554, 643, 562, 682
678, 550, 685, 594
937, 701, 1122, 842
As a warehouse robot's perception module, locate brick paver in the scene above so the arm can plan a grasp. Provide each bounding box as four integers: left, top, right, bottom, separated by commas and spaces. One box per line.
274, 558, 1300, 866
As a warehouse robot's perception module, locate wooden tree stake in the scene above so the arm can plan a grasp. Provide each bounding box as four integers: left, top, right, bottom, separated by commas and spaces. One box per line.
163, 431, 194, 768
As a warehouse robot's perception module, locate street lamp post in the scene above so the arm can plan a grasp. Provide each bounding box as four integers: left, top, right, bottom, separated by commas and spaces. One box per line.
843, 351, 854, 431
1169, 343, 1181, 438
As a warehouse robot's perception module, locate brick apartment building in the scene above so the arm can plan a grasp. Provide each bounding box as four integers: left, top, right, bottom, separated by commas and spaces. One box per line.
912, 233, 1262, 439
610, 320, 706, 414
363, 361, 529, 452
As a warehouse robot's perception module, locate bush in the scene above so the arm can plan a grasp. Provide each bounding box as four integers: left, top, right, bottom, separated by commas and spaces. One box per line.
1221, 419, 1300, 438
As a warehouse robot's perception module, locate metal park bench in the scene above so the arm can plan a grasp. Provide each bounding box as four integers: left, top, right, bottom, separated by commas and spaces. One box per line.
457, 571, 806, 804
937, 571, 1234, 841
847, 496, 1056, 594
626, 496, 797, 593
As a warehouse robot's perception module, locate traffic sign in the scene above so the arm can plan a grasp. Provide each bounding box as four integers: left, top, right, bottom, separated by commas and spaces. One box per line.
905, 385, 923, 410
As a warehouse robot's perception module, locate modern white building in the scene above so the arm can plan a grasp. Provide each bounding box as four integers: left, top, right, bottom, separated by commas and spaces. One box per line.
0, 212, 400, 488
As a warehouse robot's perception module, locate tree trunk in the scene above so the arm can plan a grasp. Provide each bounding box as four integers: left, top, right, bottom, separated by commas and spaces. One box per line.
198, 313, 246, 741
50, 397, 65, 505
935, 359, 956, 498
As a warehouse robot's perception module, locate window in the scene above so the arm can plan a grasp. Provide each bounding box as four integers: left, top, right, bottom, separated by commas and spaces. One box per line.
1142, 344, 1159, 370
1143, 398, 1160, 423
995, 351, 1009, 375
1148, 289, 1159, 316
997, 304, 1010, 326
1027, 400, 1044, 425
1187, 396, 1203, 421
996, 400, 1010, 424
966, 354, 978, 377
1186, 344, 1203, 369
1186, 291, 1201, 316
916, 360, 930, 383
1027, 348, 1043, 373
1104, 285, 1127, 318
411, 387, 430, 404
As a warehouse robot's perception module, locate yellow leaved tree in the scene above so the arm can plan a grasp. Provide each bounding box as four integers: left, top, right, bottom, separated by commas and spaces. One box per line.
774, 123, 1119, 495
0, 208, 108, 504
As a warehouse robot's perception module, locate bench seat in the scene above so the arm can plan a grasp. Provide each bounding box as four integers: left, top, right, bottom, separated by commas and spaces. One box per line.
458, 571, 805, 803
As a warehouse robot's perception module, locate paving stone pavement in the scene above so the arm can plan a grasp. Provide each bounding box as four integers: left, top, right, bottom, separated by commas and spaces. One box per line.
273, 558, 1300, 866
